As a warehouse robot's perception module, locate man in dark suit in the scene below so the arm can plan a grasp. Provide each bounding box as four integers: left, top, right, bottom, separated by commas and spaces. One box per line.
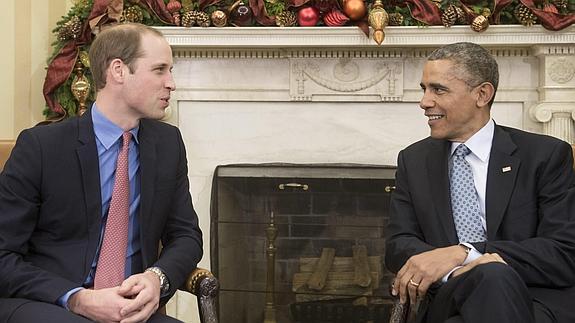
0, 23, 202, 322
385, 42, 575, 323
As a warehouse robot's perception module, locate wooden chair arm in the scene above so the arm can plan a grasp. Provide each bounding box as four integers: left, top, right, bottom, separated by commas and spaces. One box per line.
389, 297, 409, 323
184, 268, 219, 323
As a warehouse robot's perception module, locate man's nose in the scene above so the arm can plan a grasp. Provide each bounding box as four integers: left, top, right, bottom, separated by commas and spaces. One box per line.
419, 90, 433, 110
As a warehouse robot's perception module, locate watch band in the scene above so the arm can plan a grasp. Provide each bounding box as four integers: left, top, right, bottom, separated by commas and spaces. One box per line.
145, 266, 170, 294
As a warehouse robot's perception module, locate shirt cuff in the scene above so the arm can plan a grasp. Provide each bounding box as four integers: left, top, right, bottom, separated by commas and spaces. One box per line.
441, 266, 462, 283
57, 287, 84, 310
460, 242, 482, 265
440, 244, 484, 283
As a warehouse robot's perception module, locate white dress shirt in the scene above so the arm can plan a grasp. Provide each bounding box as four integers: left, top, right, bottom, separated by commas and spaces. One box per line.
442, 119, 494, 282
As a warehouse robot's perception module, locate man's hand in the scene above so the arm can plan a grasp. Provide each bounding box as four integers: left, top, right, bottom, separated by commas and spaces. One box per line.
117, 271, 162, 323
451, 253, 507, 279
68, 271, 161, 323
68, 288, 133, 323
392, 245, 468, 306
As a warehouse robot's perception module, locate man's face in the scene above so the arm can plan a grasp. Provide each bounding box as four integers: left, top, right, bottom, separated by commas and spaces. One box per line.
122, 33, 175, 120
419, 59, 488, 143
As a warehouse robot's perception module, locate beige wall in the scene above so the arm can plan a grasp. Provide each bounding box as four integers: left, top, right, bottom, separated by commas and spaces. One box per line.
0, 0, 72, 140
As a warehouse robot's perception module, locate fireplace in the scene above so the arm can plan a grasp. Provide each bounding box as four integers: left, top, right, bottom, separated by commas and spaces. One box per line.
211, 164, 396, 323
159, 26, 575, 322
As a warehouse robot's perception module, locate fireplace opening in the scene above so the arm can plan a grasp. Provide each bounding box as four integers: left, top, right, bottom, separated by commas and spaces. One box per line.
211, 164, 396, 323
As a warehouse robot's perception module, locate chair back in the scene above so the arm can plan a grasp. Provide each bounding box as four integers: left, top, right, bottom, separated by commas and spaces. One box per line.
0, 140, 15, 171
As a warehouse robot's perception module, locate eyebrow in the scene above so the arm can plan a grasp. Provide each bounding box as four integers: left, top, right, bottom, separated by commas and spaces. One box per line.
420, 82, 448, 90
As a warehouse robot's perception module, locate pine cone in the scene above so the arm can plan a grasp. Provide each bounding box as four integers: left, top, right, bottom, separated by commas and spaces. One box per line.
181, 10, 197, 27
122, 5, 144, 23
514, 4, 537, 26
441, 5, 457, 27
58, 16, 83, 41
553, 0, 567, 10
196, 11, 211, 27
388, 12, 404, 26
455, 6, 468, 24
275, 11, 297, 27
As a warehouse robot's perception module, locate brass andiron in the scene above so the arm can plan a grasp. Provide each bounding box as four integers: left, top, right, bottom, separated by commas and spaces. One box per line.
70, 53, 91, 116
264, 211, 278, 323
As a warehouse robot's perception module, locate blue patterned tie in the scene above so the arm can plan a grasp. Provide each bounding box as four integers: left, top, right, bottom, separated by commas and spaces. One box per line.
449, 144, 487, 243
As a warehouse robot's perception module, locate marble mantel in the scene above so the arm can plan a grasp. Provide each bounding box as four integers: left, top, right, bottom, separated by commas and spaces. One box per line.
159, 25, 575, 323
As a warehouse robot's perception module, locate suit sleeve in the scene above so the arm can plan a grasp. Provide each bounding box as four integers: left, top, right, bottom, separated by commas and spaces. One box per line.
385, 149, 435, 273
0, 130, 79, 302
154, 128, 203, 299
476, 141, 575, 287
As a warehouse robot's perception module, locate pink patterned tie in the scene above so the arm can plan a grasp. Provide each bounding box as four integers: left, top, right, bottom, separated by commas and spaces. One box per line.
94, 131, 132, 289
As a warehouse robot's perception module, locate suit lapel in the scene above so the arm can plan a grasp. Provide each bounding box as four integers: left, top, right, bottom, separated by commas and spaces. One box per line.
427, 139, 459, 243
76, 110, 103, 271
485, 126, 520, 239
138, 120, 157, 262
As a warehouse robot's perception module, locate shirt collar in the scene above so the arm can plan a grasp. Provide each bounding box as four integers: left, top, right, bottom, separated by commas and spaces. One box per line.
91, 104, 140, 149
450, 119, 494, 163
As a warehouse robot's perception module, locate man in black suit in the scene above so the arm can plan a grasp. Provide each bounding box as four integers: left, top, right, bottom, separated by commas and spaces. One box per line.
0, 23, 202, 322
385, 42, 575, 323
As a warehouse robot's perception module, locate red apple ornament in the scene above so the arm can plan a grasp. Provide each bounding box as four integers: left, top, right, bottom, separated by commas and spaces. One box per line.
297, 7, 320, 26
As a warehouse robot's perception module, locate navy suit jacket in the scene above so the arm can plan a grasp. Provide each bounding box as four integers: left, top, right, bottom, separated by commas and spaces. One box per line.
385, 125, 575, 322
0, 110, 203, 317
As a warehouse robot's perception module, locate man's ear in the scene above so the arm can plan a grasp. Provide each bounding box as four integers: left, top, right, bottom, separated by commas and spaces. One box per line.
107, 58, 125, 84
475, 82, 495, 107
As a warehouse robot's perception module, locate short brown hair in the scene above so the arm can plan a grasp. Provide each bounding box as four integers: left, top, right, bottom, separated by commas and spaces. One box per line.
89, 23, 164, 90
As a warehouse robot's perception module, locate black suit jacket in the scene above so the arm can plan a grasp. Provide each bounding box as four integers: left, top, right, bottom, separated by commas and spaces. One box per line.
385, 125, 575, 322
0, 111, 203, 316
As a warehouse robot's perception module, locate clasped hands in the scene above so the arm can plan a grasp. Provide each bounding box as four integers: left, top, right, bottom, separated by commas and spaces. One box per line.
391, 245, 506, 306
68, 271, 161, 323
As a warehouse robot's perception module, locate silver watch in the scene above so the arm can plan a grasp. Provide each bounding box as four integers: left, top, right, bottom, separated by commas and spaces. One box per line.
146, 266, 170, 294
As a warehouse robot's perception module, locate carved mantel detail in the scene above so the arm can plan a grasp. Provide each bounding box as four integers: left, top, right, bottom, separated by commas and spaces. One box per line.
531, 45, 575, 143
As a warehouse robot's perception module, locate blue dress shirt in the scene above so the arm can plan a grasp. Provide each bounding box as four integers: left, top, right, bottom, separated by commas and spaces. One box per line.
57, 105, 142, 308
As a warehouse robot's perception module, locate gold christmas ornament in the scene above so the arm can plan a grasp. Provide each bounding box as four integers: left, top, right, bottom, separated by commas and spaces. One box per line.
368, 0, 388, 45
471, 15, 489, 32
343, 0, 367, 21
211, 10, 228, 27
71, 57, 91, 116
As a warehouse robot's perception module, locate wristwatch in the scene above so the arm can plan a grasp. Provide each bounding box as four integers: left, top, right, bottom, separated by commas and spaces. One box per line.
146, 266, 170, 294
458, 243, 472, 254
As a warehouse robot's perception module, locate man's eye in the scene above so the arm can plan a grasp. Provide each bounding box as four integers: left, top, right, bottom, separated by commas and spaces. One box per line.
434, 88, 446, 94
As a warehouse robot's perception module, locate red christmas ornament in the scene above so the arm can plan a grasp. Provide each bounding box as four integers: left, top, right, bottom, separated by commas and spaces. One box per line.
231, 2, 254, 26
297, 7, 320, 26
342, 0, 367, 21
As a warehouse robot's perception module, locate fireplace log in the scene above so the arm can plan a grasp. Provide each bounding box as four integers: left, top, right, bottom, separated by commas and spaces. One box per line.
353, 245, 372, 288
306, 248, 335, 291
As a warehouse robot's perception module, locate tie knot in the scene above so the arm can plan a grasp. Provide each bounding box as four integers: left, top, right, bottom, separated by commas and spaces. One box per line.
454, 144, 471, 158
121, 131, 132, 147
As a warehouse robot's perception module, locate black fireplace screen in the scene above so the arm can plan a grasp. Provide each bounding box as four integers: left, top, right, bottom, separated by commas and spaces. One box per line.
211, 164, 396, 323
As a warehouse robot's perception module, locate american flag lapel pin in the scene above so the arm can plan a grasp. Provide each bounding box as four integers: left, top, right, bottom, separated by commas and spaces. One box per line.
502, 166, 512, 173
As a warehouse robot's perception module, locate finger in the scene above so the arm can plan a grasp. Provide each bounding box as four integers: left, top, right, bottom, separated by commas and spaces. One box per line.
398, 275, 412, 304
120, 298, 158, 323
407, 278, 419, 306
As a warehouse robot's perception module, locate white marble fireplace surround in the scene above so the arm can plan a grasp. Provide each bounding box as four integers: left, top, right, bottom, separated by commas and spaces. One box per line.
158, 25, 575, 322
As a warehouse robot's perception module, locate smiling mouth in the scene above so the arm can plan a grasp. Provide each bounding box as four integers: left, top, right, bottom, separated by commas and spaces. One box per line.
427, 115, 444, 121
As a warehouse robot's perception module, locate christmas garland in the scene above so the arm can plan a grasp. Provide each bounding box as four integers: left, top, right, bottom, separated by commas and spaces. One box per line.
44, 0, 575, 119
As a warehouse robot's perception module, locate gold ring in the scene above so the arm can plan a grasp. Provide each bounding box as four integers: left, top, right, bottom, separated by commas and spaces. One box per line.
409, 279, 420, 287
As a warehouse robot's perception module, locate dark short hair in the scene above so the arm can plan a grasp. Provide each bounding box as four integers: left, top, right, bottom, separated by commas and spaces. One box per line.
89, 23, 164, 90
428, 42, 499, 106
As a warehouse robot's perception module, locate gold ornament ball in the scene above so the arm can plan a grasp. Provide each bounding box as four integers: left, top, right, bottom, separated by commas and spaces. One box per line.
343, 0, 367, 21
471, 15, 489, 32
211, 10, 228, 27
